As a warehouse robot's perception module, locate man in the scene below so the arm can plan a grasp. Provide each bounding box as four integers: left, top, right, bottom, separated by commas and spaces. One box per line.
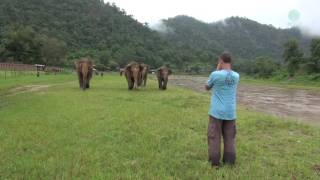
205, 52, 240, 167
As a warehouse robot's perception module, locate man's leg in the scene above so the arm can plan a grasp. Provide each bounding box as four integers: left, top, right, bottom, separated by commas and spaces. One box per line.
208, 116, 222, 166
222, 120, 236, 165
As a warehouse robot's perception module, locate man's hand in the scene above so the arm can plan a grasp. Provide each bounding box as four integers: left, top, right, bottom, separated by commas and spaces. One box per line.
216, 61, 222, 70
205, 84, 212, 91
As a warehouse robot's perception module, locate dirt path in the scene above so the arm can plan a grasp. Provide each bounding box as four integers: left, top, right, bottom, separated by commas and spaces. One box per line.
169, 75, 320, 123
5, 85, 50, 96
2, 81, 74, 97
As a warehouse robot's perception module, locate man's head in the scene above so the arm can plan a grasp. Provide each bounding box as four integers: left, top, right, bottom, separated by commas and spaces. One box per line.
216, 52, 232, 70
219, 52, 232, 64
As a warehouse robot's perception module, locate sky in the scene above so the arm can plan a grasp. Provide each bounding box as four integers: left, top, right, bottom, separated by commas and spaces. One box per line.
105, 0, 320, 36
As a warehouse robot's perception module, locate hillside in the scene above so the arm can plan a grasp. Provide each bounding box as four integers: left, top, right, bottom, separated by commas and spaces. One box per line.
0, 0, 313, 71
160, 15, 311, 60
0, 0, 176, 67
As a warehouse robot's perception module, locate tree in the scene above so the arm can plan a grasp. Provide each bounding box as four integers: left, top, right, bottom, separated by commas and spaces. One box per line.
0, 26, 42, 64
283, 40, 303, 77
305, 38, 320, 73
98, 50, 112, 66
252, 56, 279, 78
39, 36, 67, 66
0, 0, 311, 69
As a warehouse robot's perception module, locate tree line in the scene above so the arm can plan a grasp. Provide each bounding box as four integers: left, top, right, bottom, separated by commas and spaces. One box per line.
234, 39, 320, 78
0, 0, 319, 78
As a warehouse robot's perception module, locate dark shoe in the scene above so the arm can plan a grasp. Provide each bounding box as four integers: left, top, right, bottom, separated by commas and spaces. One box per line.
223, 152, 235, 165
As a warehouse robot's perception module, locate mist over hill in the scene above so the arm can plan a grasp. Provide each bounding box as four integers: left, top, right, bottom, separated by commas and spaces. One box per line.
0, 0, 313, 71
154, 15, 311, 60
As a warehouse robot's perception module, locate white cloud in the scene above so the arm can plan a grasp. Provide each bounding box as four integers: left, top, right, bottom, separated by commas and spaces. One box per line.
105, 0, 320, 36
149, 20, 174, 34
296, 0, 320, 36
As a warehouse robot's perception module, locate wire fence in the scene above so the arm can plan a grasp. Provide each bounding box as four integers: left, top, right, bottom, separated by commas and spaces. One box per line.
0, 63, 64, 79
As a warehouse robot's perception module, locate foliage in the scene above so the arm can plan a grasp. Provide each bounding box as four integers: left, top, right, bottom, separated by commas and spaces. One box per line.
0, 0, 313, 73
161, 16, 310, 60
251, 57, 280, 78
233, 57, 279, 78
0, 26, 43, 64
39, 36, 68, 66
283, 40, 304, 77
304, 39, 320, 74
0, 26, 67, 65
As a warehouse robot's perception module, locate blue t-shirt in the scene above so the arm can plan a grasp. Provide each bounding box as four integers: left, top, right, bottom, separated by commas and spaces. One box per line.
207, 70, 240, 120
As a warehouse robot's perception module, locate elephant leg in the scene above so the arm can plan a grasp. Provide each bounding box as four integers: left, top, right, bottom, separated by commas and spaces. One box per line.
157, 77, 162, 89
129, 82, 134, 90
138, 76, 143, 86
163, 78, 168, 90
78, 73, 83, 88
86, 79, 90, 89
127, 77, 134, 90
87, 71, 92, 89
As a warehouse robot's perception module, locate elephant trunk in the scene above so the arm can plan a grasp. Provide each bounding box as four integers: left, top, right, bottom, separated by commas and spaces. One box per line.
82, 71, 87, 90
133, 72, 140, 89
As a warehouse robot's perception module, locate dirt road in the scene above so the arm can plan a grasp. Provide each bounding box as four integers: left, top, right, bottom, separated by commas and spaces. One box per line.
169, 75, 320, 123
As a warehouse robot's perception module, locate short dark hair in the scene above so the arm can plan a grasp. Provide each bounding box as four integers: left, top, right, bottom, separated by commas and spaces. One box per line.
220, 52, 232, 63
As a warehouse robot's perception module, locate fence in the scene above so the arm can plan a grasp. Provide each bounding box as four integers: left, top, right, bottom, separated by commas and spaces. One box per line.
0, 63, 64, 79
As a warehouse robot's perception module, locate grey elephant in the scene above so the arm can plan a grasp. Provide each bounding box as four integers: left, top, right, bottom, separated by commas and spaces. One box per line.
156, 65, 172, 90
75, 58, 93, 90
121, 62, 143, 90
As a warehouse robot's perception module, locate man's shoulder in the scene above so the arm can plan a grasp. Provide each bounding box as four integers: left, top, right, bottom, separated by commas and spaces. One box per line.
210, 70, 239, 78
209, 71, 223, 80
232, 71, 240, 77
211, 70, 224, 76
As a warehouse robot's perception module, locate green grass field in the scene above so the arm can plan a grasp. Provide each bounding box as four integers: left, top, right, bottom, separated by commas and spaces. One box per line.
0, 73, 319, 179
240, 74, 320, 91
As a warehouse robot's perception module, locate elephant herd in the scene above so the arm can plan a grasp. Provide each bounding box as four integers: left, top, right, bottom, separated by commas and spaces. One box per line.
75, 58, 172, 91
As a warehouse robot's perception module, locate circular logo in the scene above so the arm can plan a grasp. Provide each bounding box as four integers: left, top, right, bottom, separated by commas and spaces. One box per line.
288, 9, 300, 22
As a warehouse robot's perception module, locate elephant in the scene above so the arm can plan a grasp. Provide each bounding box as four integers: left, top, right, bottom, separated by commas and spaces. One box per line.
121, 62, 143, 90
139, 63, 149, 86
156, 65, 172, 90
75, 58, 93, 90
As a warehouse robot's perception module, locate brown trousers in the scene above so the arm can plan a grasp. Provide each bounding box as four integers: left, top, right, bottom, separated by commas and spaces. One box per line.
207, 116, 236, 166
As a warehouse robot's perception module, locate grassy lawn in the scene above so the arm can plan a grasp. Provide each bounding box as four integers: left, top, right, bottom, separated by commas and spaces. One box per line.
0, 74, 319, 179
240, 74, 320, 91
0, 71, 75, 92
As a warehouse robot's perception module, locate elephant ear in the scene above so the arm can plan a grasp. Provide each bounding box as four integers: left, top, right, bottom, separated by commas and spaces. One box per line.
120, 69, 124, 76
74, 61, 79, 70
156, 68, 162, 76
139, 64, 144, 72
168, 69, 172, 75
125, 65, 131, 73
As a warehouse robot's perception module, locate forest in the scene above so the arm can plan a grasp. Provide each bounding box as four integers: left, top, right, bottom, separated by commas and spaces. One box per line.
0, 0, 319, 77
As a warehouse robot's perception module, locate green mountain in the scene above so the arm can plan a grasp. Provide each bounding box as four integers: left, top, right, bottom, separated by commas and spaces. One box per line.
0, 0, 177, 67
0, 0, 312, 71
160, 15, 310, 60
